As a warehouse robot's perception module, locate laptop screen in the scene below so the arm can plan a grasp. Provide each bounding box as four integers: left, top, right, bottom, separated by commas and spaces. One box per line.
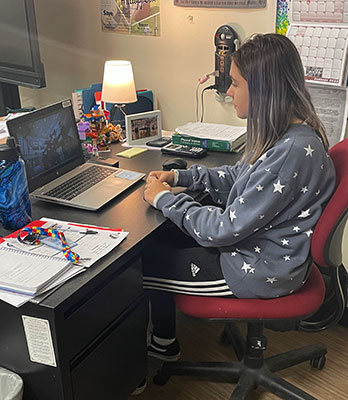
7, 100, 85, 192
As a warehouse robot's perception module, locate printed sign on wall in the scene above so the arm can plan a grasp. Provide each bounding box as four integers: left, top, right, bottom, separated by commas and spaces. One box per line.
174, 0, 266, 8
101, 0, 160, 36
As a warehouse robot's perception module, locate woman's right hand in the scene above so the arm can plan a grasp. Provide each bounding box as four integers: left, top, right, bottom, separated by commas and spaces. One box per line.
147, 170, 175, 186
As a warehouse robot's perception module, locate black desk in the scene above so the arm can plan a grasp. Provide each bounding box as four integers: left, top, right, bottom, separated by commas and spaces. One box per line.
0, 143, 240, 400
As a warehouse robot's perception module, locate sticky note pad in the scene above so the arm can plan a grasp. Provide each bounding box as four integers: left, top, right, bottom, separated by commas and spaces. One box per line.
117, 148, 148, 158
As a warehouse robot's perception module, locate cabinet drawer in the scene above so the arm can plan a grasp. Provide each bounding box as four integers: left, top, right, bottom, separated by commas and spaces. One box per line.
71, 298, 148, 400
61, 257, 143, 356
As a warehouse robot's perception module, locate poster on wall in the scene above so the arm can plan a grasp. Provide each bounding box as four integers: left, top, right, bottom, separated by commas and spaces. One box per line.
174, 0, 266, 8
101, 0, 160, 36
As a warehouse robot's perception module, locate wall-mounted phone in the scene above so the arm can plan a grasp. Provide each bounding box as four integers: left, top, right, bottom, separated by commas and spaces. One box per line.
214, 25, 239, 96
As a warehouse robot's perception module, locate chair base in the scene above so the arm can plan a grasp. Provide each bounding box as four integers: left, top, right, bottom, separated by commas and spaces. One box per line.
154, 323, 327, 400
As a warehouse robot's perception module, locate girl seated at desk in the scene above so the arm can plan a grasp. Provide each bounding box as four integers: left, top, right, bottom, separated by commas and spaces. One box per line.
138, 33, 335, 391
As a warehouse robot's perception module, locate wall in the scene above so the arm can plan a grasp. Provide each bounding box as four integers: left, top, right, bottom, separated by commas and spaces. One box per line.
20, 0, 277, 130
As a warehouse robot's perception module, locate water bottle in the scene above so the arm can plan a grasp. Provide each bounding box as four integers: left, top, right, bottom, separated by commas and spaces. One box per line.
0, 137, 32, 230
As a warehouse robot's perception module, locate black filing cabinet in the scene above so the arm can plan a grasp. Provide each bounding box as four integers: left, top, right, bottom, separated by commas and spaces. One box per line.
0, 254, 148, 400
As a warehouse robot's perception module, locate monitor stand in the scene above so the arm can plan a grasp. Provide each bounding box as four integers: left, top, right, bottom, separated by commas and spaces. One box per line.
0, 82, 21, 116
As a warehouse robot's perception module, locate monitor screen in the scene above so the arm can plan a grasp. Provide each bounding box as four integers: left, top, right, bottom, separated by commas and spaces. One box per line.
0, 0, 45, 88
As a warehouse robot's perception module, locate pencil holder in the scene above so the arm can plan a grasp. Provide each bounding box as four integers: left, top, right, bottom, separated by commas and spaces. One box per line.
0, 137, 32, 230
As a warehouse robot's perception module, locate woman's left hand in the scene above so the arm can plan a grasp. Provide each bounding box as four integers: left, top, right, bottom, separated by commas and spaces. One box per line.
144, 176, 171, 206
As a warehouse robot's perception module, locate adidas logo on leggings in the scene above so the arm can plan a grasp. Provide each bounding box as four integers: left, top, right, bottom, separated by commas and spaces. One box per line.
190, 263, 200, 277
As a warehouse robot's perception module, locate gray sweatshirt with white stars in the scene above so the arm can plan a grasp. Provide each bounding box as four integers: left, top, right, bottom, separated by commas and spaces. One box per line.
156, 124, 336, 298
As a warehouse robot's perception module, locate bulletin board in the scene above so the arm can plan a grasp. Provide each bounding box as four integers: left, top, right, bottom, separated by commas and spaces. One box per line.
174, 0, 266, 8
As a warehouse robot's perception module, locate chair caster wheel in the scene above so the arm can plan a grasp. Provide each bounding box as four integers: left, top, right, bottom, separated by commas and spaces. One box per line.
310, 355, 326, 370
153, 371, 170, 386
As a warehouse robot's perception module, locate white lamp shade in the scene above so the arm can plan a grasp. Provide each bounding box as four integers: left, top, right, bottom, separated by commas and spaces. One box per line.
101, 60, 137, 104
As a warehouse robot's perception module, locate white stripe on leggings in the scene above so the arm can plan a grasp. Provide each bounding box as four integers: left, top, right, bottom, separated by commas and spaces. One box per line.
143, 276, 228, 287
143, 280, 232, 293
143, 285, 233, 296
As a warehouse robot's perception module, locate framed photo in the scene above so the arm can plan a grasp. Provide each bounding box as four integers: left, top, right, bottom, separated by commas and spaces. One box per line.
125, 110, 162, 146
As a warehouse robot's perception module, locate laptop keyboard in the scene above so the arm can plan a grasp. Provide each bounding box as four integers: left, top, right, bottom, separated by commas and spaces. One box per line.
44, 165, 115, 201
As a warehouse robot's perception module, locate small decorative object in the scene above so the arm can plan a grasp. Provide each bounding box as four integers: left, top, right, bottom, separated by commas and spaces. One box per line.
77, 121, 90, 140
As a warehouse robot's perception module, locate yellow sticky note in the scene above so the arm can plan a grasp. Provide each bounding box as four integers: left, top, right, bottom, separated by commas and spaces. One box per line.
117, 147, 148, 158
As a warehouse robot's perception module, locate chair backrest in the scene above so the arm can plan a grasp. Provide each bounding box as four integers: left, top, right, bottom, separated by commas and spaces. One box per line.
311, 138, 348, 268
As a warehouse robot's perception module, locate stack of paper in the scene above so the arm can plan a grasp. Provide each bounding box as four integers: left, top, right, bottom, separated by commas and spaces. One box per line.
173, 122, 246, 153
0, 218, 129, 307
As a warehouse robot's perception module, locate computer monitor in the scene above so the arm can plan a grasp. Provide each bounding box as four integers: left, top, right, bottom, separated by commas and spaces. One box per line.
0, 0, 46, 115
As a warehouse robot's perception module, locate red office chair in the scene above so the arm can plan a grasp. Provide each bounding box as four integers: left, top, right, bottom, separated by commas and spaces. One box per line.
153, 138, 348, 400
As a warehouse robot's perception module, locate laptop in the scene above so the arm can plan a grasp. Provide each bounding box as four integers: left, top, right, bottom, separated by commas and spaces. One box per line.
6, 99, 145, 211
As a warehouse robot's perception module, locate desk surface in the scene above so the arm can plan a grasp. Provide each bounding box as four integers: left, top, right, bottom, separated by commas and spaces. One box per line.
14, 144, 239, 306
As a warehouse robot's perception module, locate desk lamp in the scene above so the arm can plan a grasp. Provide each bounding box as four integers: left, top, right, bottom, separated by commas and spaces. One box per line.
101, 60, 137, 133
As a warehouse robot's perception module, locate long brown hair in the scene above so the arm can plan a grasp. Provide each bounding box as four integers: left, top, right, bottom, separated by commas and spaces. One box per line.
232, 33, 329, 164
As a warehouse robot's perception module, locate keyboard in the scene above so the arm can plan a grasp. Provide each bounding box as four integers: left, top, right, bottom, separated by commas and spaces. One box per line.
44, 165, 115, 201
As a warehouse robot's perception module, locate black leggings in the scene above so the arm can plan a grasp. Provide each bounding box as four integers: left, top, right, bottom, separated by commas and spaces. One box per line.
142, 225, 234, 338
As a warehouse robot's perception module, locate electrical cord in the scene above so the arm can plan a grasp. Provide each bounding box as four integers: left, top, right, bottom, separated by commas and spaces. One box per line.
200, 84, 217, 122
195, 72, 217, 122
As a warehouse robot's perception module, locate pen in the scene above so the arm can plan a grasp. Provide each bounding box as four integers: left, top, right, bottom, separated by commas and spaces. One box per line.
60, 228, 98, 234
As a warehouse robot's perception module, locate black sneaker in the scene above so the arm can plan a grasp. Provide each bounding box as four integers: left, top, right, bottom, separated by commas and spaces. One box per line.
131, 378, 147, 396
147, 336, 181, 361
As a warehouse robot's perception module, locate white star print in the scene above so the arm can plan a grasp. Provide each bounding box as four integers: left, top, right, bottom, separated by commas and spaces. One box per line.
273, 180, 285, 193
217, 199, 223, 204
220, 221, 224, 228
293, 226, 301, 232
256, 185, 264, 191
249, 268, 255, 274
194, 229, 200, 237
236, 248, 240, 252
305, 229, 313, 237
301, 186, 308, 193
259, 153, 267, 161
197, 166, 202, 170
233, 233, 240, 237
284, 138, 291, 143
185, 214, 190, 220
315, 190, 320, 196
217, 170, 226, 178
208, 236, 213, 241
293, 171, 298, 178
259, 215, 265, 219
231, 252, 237, 256
320, 164, 324, 170
229, 210, 237, 222
208, 207, 214, 212
168, 205, 176, 210
281, 239, 289, 246
253, 228, 259, 232
214, 188, 219, 192
241, 262, 251, 273
265, 168, 271, 173
254, 246, 261, 253
298, 209, 310, 218
239, 197, 245, 204
304, 144, 314, 157
204, 187, 210, 193
266, 277, 277, 284
284, 255, 291, 261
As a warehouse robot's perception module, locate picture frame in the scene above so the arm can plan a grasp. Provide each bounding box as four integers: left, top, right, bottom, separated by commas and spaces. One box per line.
125, 110, 162, 146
